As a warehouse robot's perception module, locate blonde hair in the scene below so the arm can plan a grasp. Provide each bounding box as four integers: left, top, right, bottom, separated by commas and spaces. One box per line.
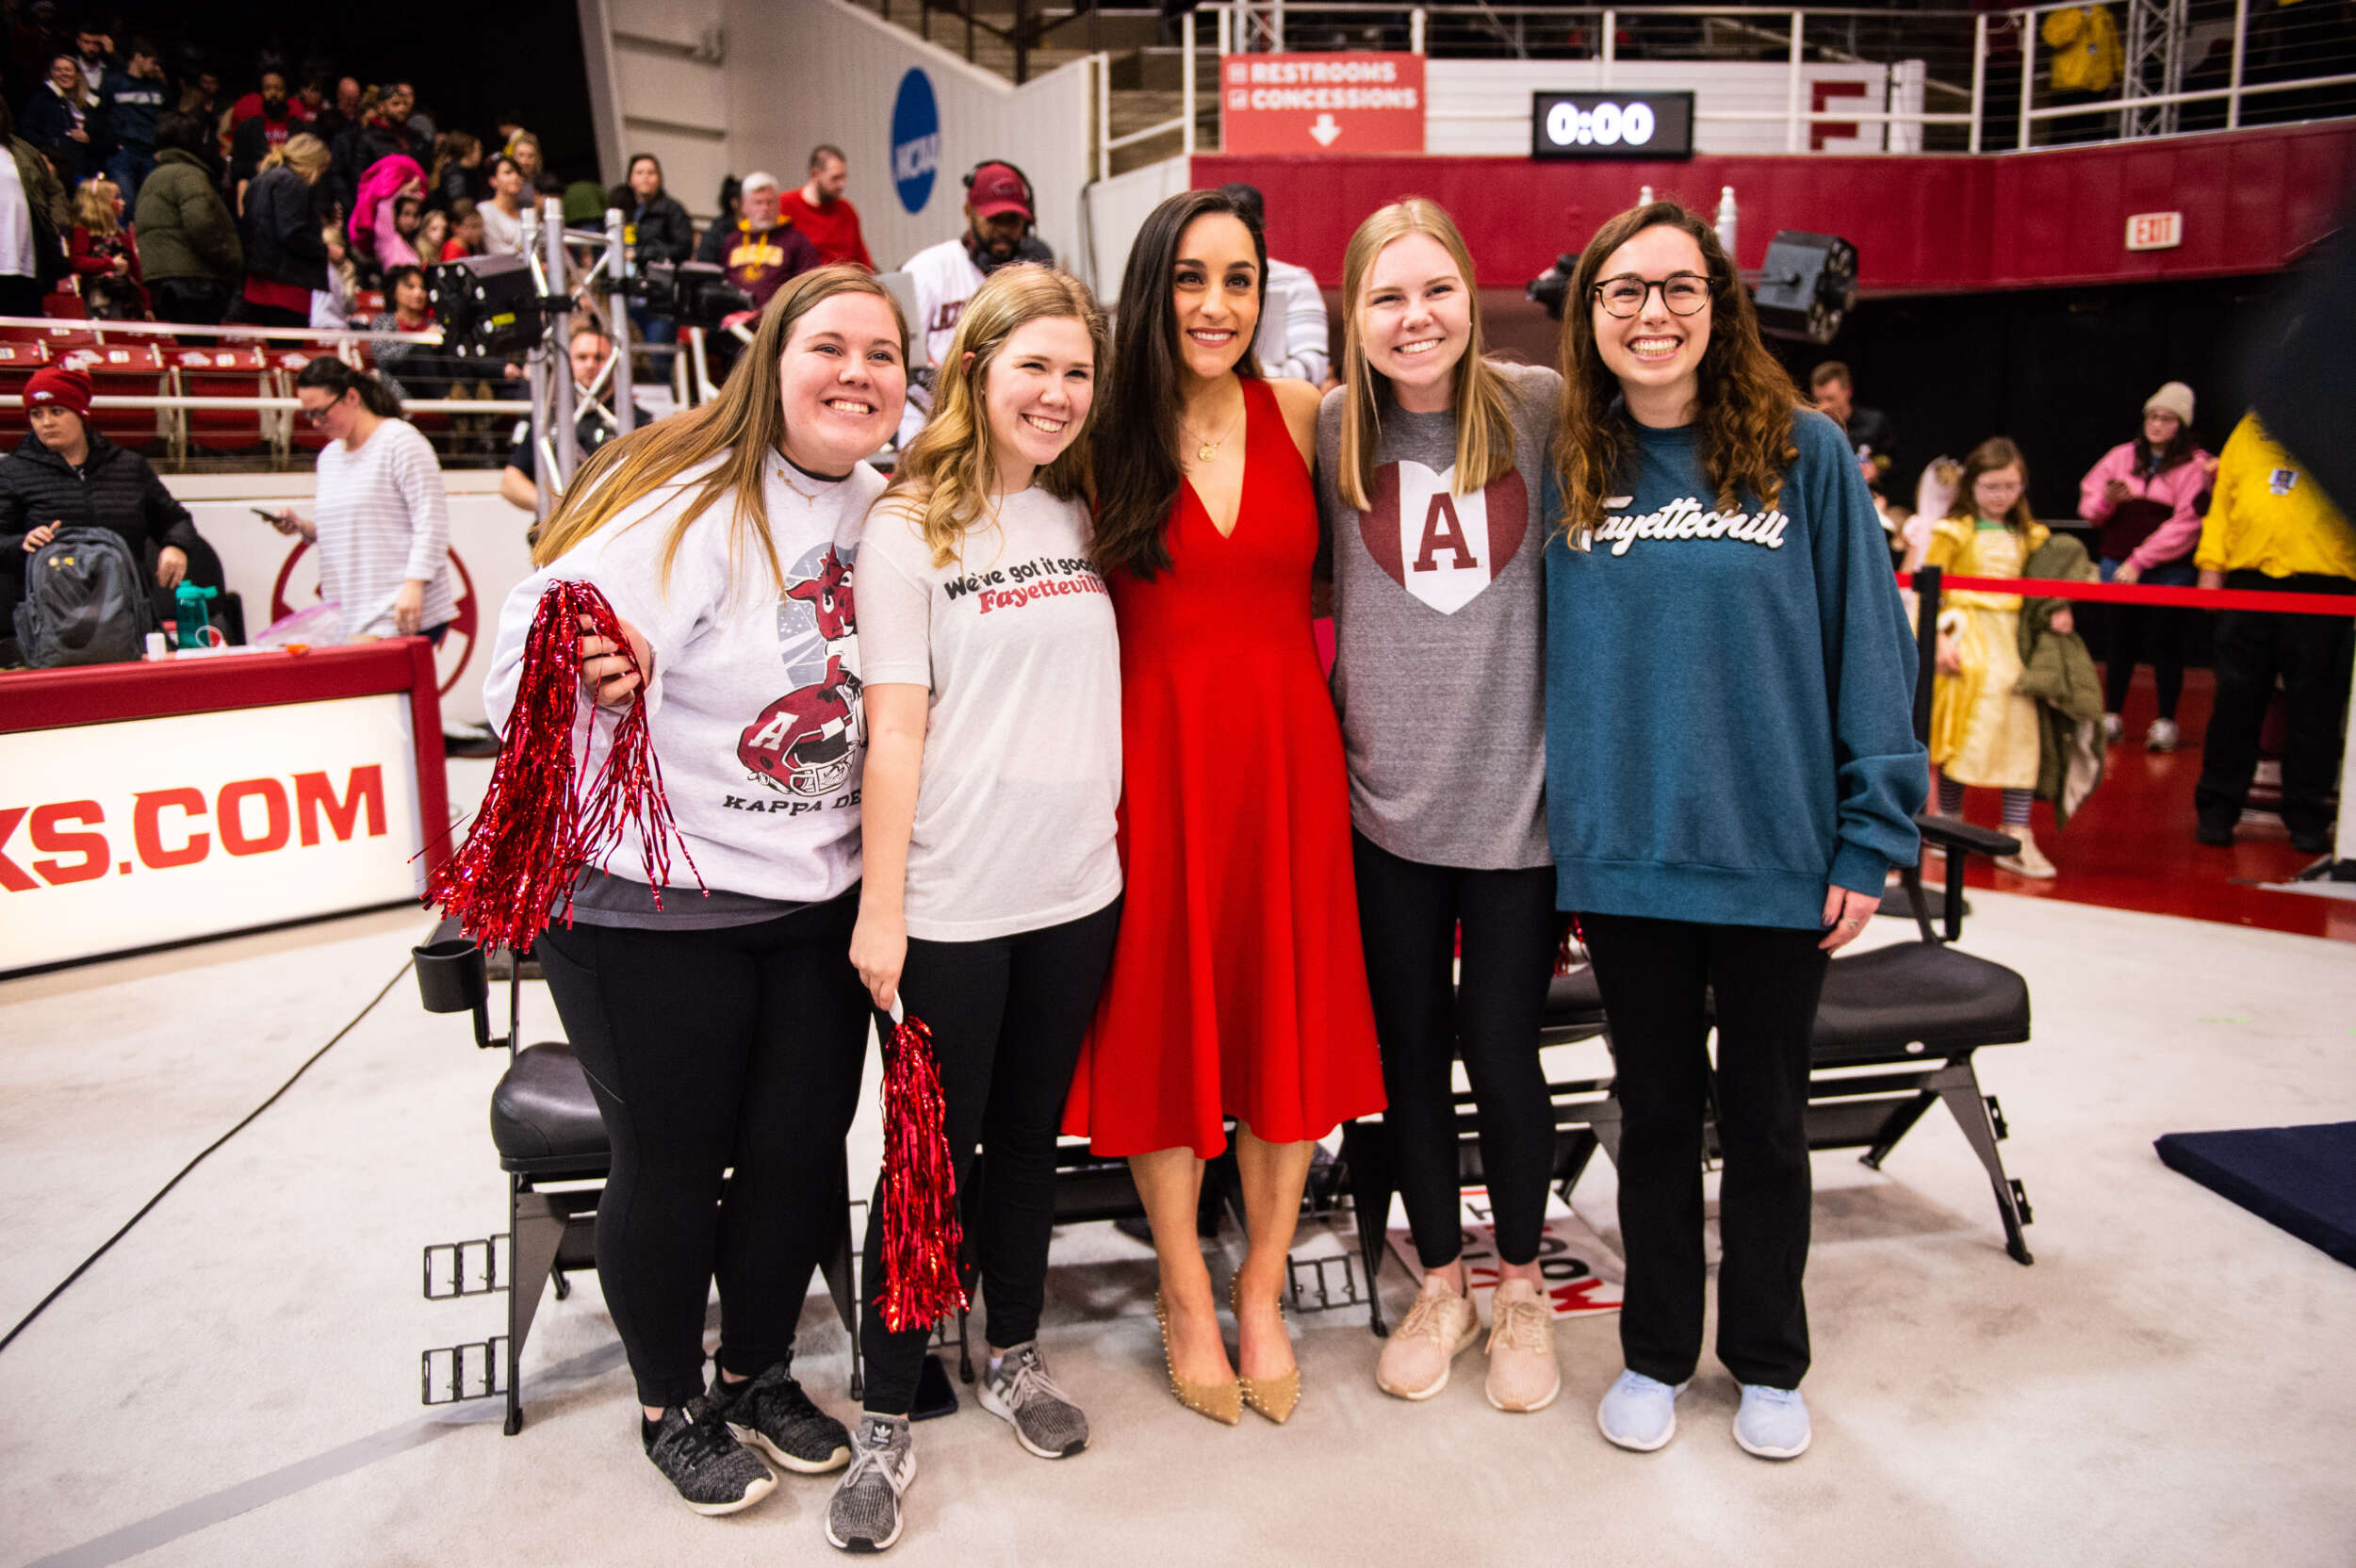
883, 265, 1105, 568
530, 265, 910, 593
72, 176, 119, 238
261, 132, 332, 182
1334, 198, 1518, 513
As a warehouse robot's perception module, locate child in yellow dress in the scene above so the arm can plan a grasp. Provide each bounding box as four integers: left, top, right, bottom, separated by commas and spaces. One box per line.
1926, 437, 2074, 877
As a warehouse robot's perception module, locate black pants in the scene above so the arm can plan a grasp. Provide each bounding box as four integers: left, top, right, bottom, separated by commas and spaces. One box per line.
2099, 559, 2200, 721
534, 890, 871, 1408
859, 897, 1121, 1415
150, 276, 231, 328
0, 273, 43, 318
1352, 831, 1558, 1268
1579, 912, 1829, 1390
2195, 571, 2356, 841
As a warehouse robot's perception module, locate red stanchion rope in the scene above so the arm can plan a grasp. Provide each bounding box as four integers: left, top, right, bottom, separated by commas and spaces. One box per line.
1897, 572, 2356, 617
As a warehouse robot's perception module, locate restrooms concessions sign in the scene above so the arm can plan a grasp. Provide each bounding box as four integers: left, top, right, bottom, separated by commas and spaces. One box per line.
1220, 54, 1426, 155
0, 659, 434, 974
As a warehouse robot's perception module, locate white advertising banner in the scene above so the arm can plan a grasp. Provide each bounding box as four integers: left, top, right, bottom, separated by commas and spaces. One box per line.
0, 694, 427, 972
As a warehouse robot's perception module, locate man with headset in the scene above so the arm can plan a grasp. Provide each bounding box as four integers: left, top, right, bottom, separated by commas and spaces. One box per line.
895, 160, 1053, 444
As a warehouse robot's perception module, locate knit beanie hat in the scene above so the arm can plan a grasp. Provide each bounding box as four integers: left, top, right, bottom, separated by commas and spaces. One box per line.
25, 363, 92, 421
2144, 381, 2195, 426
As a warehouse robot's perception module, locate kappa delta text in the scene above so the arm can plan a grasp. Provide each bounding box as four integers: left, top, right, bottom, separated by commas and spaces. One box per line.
942, 554, 1109, 614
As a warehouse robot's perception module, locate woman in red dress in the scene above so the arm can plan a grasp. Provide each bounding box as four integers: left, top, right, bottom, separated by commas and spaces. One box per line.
1069, 188, 1383, 1426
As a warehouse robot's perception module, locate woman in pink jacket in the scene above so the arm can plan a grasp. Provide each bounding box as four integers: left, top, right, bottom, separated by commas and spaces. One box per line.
2077, 381, 2214, 752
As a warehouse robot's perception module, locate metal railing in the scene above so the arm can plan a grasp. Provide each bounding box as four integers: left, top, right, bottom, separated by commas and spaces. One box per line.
1088, 0, 2353, 163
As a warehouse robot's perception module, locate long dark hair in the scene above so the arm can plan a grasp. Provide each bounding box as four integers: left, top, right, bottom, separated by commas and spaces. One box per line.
1552, 200, 1802, 537
1090, 187, 1267, 580
2136, 426, 2196, 477
295, 356, 402, 418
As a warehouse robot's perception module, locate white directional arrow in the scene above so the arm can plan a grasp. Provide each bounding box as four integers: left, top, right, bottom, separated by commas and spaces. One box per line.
1309, 113, 1342, 147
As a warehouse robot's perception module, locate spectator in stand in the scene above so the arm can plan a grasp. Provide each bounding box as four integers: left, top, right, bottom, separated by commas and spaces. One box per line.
175, 59, 221, 123
416, 206, 449, 264
71, 26, 109, 100
429, 129, 481, 209
694, 169, 818, 311
4, 362, 226, 627
292, 71, 329, 126
2192, 412, 2356, 854
24, 51, 90, 184
97, 38, 166, 204
2077, 380, 2214, 753
367, 264, 442, 400
507, 131, 545, 188
270, 359, 455, 643
334, 83, 422, 212
136, 110, 240, 328
227, 60, 306, 127
713, 172, 742, 231
351, 153, 425, 278
778, 144, 872, 269
1216, 181, 1328, 384
613, 153, 690, 357
1808, 361, 1896, 492
310, 74, 361, 147
499, 320, 654, 514
234, 133, 331, 327
311, 216, 358, 329
442, 197, 482, 259
480, 153, 526, 255
228, 68, 301, 212
0, 95, 71, 318
394, 193, 425, 254
68, 172, 145, 318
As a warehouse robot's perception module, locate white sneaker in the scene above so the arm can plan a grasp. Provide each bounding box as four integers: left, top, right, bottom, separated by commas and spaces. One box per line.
1997, 826, 2057, 879
2102, 712, 2124, 745
2145, 717, 2180, 752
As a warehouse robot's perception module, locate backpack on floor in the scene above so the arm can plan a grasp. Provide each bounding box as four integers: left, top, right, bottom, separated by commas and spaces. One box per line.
16, 527, 153, 668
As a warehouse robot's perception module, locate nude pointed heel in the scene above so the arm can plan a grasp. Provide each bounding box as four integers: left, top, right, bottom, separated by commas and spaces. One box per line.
1155, 1290, 1241, 1426
1231, 1275, 1301, 1425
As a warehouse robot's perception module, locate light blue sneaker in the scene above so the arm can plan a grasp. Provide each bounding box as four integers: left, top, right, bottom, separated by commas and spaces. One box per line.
1733, 1383, 1812, 1459
1596, 1369, 1688, 1452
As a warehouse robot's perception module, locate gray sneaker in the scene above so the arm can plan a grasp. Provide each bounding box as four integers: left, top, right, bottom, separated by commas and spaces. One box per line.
643, 1393, 777, 1516
977, 1341, 1089, 1459
826, 1415, 917, 1553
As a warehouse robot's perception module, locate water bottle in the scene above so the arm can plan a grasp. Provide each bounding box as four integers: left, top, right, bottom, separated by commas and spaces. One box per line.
1715, 187, 1739, 260
1638, 185, 1655, 207
174, 580, 220, 649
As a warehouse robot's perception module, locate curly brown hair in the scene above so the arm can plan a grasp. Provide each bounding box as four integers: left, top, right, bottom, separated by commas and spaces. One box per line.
1552, 201, 1803, 535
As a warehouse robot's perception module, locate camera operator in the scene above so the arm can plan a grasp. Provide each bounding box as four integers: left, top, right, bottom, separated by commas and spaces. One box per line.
500, 320, 659, 515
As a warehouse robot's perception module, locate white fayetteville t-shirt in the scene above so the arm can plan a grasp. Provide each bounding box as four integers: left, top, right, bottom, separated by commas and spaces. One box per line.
857, 484, 1121, 941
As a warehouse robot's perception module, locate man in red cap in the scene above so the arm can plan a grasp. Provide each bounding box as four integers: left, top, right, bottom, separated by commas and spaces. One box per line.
2, 361, 221, 624
895, 159, 1054, 444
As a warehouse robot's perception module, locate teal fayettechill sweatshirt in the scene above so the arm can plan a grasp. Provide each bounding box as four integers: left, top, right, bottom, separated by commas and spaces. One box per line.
1544, 407, 1927, 930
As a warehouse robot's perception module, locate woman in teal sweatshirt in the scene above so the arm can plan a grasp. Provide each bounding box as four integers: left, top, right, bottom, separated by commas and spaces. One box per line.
1545, 203, 1925, 1462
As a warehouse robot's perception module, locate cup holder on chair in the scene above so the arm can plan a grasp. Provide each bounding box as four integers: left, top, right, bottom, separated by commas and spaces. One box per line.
414, 938, 488, 1015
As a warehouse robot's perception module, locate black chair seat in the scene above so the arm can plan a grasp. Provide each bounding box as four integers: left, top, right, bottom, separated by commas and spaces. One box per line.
1545, 968, 1607, 1034
1811, 942, 2030, 1064
491, 1043, 613, 1175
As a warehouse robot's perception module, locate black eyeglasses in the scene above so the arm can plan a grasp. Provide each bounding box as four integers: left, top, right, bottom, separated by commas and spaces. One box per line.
1593, 272, 1711, 318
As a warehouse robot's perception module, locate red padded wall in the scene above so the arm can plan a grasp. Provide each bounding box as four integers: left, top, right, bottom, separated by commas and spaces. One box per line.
1192, 119, 2355, 294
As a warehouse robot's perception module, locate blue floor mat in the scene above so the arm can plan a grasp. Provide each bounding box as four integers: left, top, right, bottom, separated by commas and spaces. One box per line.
2155, 1121, 2356, 1268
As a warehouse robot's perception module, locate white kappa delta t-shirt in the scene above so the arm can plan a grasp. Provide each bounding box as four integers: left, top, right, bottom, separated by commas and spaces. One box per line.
857, 485, 1122, 941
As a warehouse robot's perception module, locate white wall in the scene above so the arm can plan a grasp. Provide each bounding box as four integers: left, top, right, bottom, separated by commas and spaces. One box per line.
1425, 59, 1910, 156
583, 0, 739, 218
1083, 155, 1192, 305
723, 0, 1093, 276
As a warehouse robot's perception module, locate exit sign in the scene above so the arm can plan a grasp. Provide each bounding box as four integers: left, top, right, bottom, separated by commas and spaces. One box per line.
2126, 211, 2183, 252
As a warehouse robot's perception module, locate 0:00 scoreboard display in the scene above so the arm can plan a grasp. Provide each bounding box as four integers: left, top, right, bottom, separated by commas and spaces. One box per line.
1530, 90, 1695, 159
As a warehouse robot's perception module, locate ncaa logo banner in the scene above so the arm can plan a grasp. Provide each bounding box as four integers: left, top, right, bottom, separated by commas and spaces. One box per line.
892, 69, 941, 215
1361, 459, 1530, 614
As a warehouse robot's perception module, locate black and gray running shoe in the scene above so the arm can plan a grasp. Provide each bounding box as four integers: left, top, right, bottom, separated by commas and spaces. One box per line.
976, 1341, 1089, 1459
716, 1357, 852, 1474
643, 1393, 777, 1516
826, 1415, 917, 1553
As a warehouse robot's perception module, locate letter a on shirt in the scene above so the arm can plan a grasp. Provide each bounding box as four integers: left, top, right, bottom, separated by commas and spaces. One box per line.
1362, 459, 1529, 614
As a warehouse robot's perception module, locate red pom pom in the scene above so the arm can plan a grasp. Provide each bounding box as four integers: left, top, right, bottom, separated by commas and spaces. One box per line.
876, 1009, 968, 1333
427, 580, 702, 951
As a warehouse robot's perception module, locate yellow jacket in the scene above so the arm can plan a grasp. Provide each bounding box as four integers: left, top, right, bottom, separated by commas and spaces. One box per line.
2042, 6, 2122, 93
2194, 415, 2356, 580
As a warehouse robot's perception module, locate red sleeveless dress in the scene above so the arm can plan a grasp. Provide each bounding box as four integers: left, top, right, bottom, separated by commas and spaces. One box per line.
1063, 377, 1383, 1157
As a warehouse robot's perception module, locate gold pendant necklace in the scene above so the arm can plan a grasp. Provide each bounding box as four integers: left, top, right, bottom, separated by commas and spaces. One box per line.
1184, 400, 1244, 466
779, 466, 833, 507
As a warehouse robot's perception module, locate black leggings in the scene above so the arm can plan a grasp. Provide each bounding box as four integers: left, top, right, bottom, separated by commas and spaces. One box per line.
2102, 606, 2200, 719
859, 897, 1122, 1415
1352, 832, 1558, 1269
1579, 912, 1829, 1391
534, 890, 871, 1409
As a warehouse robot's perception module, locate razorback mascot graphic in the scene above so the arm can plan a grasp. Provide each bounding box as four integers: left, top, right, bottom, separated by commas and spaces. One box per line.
738, 541, 864, 798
